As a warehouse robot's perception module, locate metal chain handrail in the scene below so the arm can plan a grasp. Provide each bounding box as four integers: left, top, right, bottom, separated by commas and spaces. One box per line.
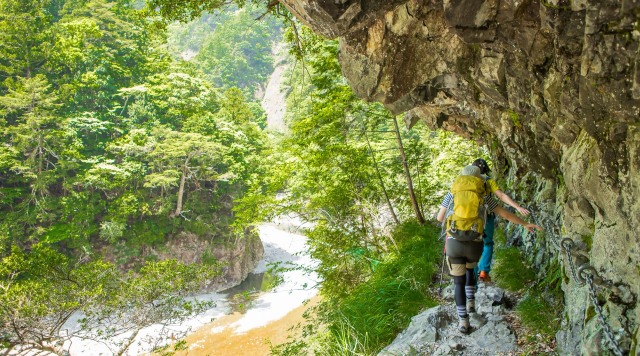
561, 238, 580, 283
583, 272, 625, 356
520, 206, 629, 355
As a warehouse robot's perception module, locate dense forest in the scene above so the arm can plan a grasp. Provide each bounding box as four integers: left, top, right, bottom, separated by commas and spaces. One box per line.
0, 0, 280, 353
0, 1, 503, 355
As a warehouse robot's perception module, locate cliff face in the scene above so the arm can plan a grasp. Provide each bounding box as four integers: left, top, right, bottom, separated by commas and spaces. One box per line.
157, 231, 265, 291
102, 231, 264, 292
280, 0, 640, 353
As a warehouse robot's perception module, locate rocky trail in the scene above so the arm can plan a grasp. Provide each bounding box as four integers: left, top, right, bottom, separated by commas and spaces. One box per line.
380, 281, 547, 356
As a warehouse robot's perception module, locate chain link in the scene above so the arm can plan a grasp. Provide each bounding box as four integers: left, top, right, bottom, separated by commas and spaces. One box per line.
526, 207, 562, 251
561, 238, 580, 283
565, 250, 579, 283
584, 273, 625, 356
523, 206, 629, 355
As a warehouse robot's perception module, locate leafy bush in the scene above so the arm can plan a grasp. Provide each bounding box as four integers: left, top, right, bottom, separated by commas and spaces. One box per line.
129, 218, 175, 247
99, 221, 126, 242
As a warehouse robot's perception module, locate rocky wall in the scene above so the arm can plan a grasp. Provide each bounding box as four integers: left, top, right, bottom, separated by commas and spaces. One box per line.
104, 230, 264, 292
280, 0, 640, 353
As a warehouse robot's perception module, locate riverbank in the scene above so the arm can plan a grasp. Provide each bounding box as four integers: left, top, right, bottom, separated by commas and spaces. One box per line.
178, 295, 321, 355
171, 223, 319, 355
176, 224, 318, 356
61, 222, 317, 356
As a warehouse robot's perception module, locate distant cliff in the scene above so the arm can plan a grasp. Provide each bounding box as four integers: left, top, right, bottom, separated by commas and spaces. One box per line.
280, 0, 640, 353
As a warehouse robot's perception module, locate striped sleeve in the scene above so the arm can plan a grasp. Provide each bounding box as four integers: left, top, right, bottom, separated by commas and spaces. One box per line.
440, 192, 453, 209
485, 196, 499, 212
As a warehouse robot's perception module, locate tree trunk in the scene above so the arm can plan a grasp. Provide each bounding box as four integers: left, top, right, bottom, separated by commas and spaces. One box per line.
365, 131, 400, 225
392, 116, 425, 224
170, 160, 189, 218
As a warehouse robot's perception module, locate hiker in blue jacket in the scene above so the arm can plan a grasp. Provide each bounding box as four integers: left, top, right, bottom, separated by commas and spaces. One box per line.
471, 158, 530, 282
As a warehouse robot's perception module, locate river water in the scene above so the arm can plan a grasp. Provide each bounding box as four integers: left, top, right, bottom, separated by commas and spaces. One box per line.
176, 223, 319, 355
64, 222, 318, 355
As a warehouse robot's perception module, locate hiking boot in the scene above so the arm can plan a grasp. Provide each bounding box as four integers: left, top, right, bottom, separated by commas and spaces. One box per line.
479, 271, 491, 283
458, 317, 470, 334
467, 299, 476, 313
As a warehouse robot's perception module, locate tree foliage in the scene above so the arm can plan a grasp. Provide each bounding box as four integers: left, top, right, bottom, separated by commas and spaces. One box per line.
194, 7, 278, 93
264, 28, 487, 354
0, 0, 274, 353
0, 244, 220, 354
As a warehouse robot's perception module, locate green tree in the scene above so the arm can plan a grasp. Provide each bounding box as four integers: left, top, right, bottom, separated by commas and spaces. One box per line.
194, 7, 278, 94
0, 75, 78, 198
0, 0, 52, 79
145, 126, 225, 218
0, 244, 220, 355
47, 0, 167, 116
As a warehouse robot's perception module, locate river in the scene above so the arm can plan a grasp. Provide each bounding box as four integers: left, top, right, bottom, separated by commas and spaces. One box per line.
63, 222, 318, 356
176, 223, 319, 355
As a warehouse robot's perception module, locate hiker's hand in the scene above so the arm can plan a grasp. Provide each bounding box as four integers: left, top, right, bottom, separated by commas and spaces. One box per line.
524, 223, 542, 233
516, 206, 530, 216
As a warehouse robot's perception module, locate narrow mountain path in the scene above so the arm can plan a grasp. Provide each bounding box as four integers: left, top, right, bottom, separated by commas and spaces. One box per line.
379, 282, 533, 356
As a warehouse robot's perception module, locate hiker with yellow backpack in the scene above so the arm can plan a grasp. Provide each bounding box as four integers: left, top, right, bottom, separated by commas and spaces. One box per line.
436, 165, 542, 334
471, 158, 531, 283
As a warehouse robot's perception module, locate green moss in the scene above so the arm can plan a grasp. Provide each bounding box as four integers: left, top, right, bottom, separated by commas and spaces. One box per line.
490, 138, 500, 152
562, 265, 570, 284
585, 305, 596, 322
556, 172, 565, 188
507, 109, 522, 128
580, 234, 593, 251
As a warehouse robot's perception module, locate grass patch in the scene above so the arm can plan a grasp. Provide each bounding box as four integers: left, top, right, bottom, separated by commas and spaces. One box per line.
517, 293, 560, 336
492, 246, 536, 292
272, 221, 443, 355
580, 234, 593, 251
489, 228, 564, 353
493, 227, 507, 246
514, 260, 563, 354
326, 222, 441, 353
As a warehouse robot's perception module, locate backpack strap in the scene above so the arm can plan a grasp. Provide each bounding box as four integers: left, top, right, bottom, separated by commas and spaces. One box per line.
482, 176, 490, 198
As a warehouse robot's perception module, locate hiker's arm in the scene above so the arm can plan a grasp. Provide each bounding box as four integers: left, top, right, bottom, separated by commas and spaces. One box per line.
437, 207, 446, 222
493, 206, 542, 233
494, 190, 530, 215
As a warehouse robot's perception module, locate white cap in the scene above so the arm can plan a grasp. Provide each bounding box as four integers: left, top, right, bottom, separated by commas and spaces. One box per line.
460, 165, 482, 178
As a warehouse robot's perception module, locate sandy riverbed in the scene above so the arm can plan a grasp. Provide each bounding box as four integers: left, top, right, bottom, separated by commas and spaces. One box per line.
177, 295, 321, 355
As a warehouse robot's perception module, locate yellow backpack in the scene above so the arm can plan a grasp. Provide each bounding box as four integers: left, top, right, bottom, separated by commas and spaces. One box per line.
445, 175, 487, 241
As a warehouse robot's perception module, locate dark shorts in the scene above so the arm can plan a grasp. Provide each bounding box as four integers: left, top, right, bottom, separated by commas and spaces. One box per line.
445, 238, 483, 276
